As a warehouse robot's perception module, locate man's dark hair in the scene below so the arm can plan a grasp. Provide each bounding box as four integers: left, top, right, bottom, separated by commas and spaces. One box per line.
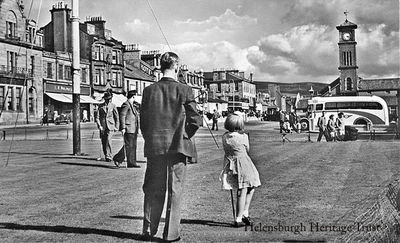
160, 52, 179, 72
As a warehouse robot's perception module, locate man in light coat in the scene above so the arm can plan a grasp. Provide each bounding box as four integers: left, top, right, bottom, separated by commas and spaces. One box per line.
114, 90, 140, 168
95, 91, 119, 161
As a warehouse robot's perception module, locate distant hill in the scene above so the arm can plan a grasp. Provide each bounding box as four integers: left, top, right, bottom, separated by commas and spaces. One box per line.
253, 81, 328, 97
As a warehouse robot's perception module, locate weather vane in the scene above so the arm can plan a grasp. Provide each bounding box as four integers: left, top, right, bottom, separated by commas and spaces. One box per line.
344, 10, 349, 21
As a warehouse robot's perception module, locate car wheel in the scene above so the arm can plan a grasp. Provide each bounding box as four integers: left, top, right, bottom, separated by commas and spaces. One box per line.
300, 119, 309, 131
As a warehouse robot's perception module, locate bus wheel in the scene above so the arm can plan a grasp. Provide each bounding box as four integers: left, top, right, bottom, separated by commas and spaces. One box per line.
300, 120, 309, 131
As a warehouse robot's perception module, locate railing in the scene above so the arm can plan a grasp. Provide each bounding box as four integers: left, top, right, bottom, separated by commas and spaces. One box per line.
0, 65, 32, 78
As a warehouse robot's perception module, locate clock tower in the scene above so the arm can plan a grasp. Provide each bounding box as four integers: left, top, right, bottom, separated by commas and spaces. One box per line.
336, 13, 358, 95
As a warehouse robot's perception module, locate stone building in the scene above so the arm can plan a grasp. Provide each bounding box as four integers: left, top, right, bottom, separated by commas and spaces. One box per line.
0, 0, 44, 125
40, 2, 96, 121
203, 69, 256, 112
80, 16, 125, 101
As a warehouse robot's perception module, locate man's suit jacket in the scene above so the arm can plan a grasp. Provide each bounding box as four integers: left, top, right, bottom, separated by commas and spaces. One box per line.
317, 116, 327, 129
119, 100, 139, 134
140, 77, 202, 158
95, 102, 119, 131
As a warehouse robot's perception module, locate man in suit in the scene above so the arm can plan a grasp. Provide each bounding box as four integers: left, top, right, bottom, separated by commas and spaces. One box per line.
317, 111, 329, 142
95, 91, 119, 161
114, 90, 140, 168
140, 52, 202, 242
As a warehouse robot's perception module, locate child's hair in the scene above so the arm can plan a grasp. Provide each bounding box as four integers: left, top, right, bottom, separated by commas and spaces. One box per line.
224, 112, 244, 132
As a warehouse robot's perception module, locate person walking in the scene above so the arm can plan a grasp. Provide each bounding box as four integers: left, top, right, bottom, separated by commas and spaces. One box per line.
95, 91, 119, 162
336, 112, 345, 141
140, 52, 202, 242
220, 112, 261, 227
211, 109, 220, 131
327, 114, 337, 142
113, 90, 140, 168
317, 111, 329, 142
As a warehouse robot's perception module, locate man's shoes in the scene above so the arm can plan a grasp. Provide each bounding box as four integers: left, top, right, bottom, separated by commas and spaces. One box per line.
234, 221, 245, 227
128, 164, 140, 168
105, 158, 112, 162
162, 236, 181, 242
242, 216, 253, 226
113, 161, 121, 168
141, 232, 154, 241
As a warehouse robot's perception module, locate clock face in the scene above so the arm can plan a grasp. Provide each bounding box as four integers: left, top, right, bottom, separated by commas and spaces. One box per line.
343, 32, 351, 41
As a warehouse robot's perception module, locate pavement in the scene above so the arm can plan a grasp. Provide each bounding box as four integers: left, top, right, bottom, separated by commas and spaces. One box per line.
0, 121, 399, 242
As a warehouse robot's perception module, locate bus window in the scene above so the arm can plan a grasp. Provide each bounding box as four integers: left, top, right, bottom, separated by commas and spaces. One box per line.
325, 102, 337, 110
316, 104, 323, 110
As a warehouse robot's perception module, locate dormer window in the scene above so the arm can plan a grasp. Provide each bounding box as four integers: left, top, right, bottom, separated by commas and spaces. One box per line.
6, 11, 17, 39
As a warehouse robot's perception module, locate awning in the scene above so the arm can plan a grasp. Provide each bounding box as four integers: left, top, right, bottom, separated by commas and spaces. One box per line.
46, 93, 101, 104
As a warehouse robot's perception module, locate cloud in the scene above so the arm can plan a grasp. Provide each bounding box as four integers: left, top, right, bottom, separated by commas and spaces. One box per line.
175, 8, 257, 31
357, 24, 400, 77
172, 41, 256, 74
124, 19, 151, 34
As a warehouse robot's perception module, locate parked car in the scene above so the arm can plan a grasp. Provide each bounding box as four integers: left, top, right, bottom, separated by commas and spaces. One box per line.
55, 113, 71, 125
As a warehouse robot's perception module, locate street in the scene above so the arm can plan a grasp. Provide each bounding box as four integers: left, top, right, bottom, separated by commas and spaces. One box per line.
0, 120, 399, 242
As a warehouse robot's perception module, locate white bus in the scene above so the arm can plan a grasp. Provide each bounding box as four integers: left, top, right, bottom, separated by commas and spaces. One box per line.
300, 95, 389, 132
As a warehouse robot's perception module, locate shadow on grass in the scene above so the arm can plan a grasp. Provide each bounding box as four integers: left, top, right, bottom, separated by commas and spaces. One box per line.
110, 215, 232, 228
0, 151, 68, 156
0, 222, 148, 241
57, 162, 117, 169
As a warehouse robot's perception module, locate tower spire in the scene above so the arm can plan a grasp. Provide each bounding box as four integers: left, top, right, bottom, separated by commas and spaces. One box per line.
344, 10, 349, 21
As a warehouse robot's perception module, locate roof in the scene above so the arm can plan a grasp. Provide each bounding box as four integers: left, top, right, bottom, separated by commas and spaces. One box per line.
124, 65, 154, 81
336, 19, 357, 29
319, 77, 340, 95
358, 78, 400, 91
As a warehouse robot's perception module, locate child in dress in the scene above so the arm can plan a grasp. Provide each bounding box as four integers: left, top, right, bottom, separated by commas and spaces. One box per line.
220, 112, 261, 227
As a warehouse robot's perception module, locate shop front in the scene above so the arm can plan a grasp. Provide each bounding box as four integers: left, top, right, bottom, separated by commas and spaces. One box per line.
43, 82, 99, 122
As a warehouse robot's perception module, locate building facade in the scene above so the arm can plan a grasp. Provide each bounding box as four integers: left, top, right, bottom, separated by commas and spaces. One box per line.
204, 69, 256, 112
0, 0, 43, 125
41, 2, 96, 121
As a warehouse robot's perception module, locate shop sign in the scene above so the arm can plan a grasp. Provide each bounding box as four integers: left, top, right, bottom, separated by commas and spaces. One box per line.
45, 83, 90, 96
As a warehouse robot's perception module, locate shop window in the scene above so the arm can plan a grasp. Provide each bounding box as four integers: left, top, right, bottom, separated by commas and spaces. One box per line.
7, 87, 13, 110
81, 68, 87, 83
16, 87, 22, 111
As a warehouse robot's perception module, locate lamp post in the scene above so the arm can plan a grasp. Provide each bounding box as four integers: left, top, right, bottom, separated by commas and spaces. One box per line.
230, 79, 234, 112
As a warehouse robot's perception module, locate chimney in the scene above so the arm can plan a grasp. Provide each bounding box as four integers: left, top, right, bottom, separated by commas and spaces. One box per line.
50, 1, 71, 52
85, 16, 106, 37
249, 72, 253, 82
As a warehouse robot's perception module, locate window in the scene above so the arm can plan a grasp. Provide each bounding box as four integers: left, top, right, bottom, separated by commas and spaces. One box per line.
64, 66, 72, 81
112, 50, 117, 64
30, 56, 35, 76
94, 68, 101, 85
7, 51, 17, 72
6, 11, 17, 38
346, 77, 352, 91
16, 87, 22, 111
111, 71, 117, 86
7, 87, 13, 110
0, 86, 4, 110
29, 97, 34, 113
47, 62, 53, 79
26, 26, 35, 43
100, 46, 104, 60
94, 46, 100, 60
58, 64, 64, 80
81, 68, 87, 83
316, 104, 323, 110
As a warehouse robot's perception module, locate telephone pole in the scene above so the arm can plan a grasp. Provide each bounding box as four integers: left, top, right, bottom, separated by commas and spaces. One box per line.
72, 0, 81, 155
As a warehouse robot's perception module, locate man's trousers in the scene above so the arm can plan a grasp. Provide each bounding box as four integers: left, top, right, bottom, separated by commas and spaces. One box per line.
100, 130, 113, 160
142, 154, 187, 241
124, 133, 138, 167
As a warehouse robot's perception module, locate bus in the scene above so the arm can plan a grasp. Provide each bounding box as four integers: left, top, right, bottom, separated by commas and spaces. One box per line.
299, 95, 389, 132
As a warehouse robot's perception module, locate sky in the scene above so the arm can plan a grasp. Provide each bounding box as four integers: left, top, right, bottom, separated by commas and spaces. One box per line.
29, 0, 399, 83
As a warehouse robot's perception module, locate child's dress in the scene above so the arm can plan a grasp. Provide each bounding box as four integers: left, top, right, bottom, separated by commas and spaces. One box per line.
220, 131, 261, 190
